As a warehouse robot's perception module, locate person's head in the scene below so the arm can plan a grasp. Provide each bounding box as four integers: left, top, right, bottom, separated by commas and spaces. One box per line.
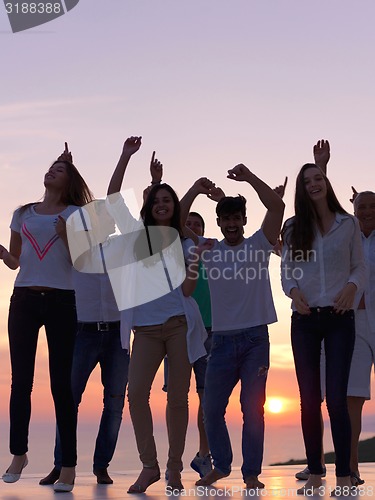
354, 191, 375, 236
44, 160, 93, 206
285, 164, 346, 258
216, 195, 247, 246
141, 183, 182, 233
186, 211, 205, 236
295, 163, 344, 213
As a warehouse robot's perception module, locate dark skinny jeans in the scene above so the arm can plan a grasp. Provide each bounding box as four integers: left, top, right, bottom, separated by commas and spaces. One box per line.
291, 307, 355, 477
8, 287, 77, 466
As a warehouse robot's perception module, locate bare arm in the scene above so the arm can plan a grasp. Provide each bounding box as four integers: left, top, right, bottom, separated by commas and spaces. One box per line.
0, 230, 22, 270
227, 164, 285, 245
107, 136, 142, 195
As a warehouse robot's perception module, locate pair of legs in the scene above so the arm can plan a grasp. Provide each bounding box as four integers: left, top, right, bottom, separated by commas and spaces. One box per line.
163, 329, 212, 462
347, 309, 374, 481
291, 308, 355, 491
7, 287, 77, 482
127, 315, 192, 491
47, 323, 128, 480
200, 326, 269, 488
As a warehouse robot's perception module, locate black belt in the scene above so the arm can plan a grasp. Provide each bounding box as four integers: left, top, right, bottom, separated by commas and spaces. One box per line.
78, 321, 120, 332
309, 306, 335, 314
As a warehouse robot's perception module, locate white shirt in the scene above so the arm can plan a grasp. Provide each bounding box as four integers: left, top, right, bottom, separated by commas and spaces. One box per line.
73, 271, 120, 322
199, 229, 277, 331
281, 213, 366, 310
360, 230, 375, 332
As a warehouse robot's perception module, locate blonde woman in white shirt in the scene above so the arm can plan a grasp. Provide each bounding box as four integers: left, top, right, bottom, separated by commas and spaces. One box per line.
281, 163, 365, 495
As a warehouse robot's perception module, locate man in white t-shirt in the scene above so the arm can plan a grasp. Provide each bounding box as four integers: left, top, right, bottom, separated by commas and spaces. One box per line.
182, 164, 285, 490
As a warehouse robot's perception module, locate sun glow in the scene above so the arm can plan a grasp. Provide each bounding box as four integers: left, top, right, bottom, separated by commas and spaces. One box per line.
266, 398, 283, 414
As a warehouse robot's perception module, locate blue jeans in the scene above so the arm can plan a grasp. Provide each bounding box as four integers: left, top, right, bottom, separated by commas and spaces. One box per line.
8, 287, 77, 466
203, 326, 269, 480
291, 308, 355, 477
54, 322, 129, 470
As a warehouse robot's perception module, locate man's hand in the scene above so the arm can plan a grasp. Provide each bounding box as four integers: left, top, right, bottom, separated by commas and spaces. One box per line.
274, 177, 288, 199
207, 186, 225, 202
57, 142, 73, 163
122, 136, 142, 157
150, 151, 163, 184
313, 139, 330, 172
227, 164, 251, 182
350, 186, 359, 204
191, 177, 216, 195
290, 287, 311, 315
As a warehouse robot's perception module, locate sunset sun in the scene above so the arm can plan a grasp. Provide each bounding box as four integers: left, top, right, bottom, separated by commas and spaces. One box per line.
266, 398, 283, 414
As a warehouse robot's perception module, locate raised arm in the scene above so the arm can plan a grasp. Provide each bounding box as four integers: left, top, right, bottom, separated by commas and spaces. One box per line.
179, 177, 216, 225
227, 164, 285, 245
313, 139, 330, 175
107, 136, 142, 195
0, 230, 22, 270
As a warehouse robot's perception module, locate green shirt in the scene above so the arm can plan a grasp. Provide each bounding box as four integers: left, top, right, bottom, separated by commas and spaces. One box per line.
192, 261, 212, 328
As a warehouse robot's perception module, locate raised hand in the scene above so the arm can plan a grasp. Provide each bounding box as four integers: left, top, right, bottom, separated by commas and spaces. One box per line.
192, 177, 216, 195
350, 186, 359, 204
57, 142, 73, 163
273, 177, 288, 199
207, 186, 225, 202
122, 136, 142, 157
150, 151, 163, 184
227, 164, 251, 182
313, 139, 330, 172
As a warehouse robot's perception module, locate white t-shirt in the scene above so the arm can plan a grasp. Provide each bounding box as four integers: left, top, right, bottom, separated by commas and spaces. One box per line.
199, 229, 277, 331
10, 204, 78, 289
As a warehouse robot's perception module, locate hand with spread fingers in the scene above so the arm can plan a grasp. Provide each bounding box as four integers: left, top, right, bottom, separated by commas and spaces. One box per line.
313, 139, 330, 174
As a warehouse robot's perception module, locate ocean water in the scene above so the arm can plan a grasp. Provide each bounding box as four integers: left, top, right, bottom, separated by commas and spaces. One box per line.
1, 418, 374, 475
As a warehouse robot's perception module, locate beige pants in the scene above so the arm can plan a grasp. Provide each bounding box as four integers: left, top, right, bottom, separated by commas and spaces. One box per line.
128, 315, 192, 471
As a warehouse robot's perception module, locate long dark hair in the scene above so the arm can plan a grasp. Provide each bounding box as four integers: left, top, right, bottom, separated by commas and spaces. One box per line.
18, 160, 93, 214
140, 183, 182, 235
282, 163, 347, 259
135, 183, 183, 262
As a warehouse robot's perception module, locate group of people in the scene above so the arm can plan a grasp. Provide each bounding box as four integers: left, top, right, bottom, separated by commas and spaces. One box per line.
0, 137, 373, 496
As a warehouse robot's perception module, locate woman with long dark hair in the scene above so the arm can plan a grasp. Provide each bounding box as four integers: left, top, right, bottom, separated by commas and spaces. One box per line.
0, 147, 93, 492
281, 163, 365, 495
104, 137, 212, 493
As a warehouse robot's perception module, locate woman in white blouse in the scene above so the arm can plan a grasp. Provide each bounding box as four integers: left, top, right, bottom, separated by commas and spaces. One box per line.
281, 163, 366, 495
